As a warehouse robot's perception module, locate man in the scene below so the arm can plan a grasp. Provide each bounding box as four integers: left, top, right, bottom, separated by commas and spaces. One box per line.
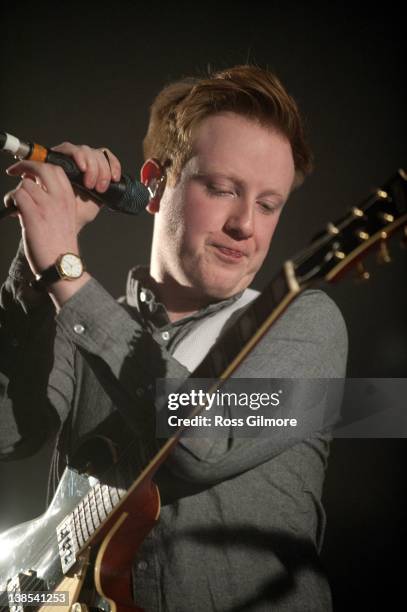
0, 65, 347, 610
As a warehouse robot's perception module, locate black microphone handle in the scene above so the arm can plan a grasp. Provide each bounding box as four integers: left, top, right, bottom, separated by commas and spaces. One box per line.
0, 150, 150, 220
45, 150, 150, 214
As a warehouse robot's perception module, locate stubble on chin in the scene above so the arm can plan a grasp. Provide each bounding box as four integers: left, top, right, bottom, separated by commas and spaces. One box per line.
187, 250, 252, 300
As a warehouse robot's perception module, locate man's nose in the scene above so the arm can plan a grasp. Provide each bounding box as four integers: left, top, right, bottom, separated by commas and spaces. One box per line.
223, 197, 254, 239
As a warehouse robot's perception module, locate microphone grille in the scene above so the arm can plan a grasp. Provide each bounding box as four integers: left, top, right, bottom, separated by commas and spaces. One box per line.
114, 175, 150, 215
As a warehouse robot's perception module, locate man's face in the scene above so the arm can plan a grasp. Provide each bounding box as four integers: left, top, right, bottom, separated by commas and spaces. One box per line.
150, 112, 295, 302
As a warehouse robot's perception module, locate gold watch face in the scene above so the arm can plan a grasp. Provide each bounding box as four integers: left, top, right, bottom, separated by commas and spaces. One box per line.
58, 254, 83, 279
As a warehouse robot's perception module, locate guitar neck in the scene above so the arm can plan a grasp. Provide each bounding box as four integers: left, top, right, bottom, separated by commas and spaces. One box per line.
57, 480, 127, 573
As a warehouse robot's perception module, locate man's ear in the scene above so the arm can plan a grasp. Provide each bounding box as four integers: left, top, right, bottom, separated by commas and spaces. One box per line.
140, 158, 166, 214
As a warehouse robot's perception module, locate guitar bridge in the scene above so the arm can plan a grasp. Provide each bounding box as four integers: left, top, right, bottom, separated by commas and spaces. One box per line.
4, 571, 47, 612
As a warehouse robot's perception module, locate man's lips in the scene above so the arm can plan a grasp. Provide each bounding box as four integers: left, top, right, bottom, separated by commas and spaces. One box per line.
211, 243, 248, 259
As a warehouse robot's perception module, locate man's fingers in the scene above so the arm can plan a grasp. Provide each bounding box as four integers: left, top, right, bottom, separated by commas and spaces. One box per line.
4, 180, 27, 209
79, 145, 100, 190
5, 183, 41, 223
52, 143, 117, 192
51, 142, 87, 172
22, 171, 44, 187
5, 179, 44, 209
3, 191, 17, 214
7, 159, 53, 182
19, 177, 49, 207
93, 149, 111, 193
100, 147, 121, 182
6, 160, 74, 197
50, 142, 99, 188
6, 143, 122, 196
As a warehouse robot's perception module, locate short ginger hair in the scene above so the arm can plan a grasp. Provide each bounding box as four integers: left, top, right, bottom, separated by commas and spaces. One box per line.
143, 65, 313, 188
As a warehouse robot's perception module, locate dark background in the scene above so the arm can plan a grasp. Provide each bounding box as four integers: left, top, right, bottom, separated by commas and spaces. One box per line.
0, 2, 406, 610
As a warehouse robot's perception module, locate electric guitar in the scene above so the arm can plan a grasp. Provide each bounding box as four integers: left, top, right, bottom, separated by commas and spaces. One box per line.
0, 169, 406, 612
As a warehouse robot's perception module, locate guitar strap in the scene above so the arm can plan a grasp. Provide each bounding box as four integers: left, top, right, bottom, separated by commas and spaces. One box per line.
172, 287, 259, 372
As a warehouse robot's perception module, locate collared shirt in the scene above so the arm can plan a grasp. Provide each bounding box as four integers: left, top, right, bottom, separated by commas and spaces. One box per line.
0, 246, 348, 611
124, 264, 246, 355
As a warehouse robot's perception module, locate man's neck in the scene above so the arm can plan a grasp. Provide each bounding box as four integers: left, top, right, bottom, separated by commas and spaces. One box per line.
145, 273, 217, 323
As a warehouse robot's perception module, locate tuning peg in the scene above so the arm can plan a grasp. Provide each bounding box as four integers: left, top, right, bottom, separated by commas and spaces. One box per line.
355, 261, 370, 282
379, 211, 394, 224
376, 189, 389, 200
357, 230, 370, 241
333, 249, 346, 260
377, 241, 392, 264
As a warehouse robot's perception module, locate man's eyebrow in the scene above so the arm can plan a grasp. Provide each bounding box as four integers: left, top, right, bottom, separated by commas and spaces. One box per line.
192, 171, 285, 200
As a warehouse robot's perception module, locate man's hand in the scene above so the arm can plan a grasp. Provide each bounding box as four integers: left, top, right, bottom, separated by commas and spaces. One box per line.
4, 142, 122, 271
50, 142, 122, 231
3, 142, 121, 308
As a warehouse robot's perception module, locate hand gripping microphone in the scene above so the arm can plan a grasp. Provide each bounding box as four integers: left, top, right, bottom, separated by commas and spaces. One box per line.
0, 131, 150, 220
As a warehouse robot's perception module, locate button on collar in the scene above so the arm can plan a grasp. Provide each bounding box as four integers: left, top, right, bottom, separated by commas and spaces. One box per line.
137, 560, 148, 571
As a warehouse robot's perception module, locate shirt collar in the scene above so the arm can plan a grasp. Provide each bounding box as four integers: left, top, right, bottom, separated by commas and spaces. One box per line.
125, 265, 245, 329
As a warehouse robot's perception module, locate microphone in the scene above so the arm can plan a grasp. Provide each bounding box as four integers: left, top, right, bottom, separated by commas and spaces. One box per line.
0, 131, 150, 220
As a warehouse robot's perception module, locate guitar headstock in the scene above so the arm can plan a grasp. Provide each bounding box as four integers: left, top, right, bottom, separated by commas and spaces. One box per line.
291, 169, 407, 287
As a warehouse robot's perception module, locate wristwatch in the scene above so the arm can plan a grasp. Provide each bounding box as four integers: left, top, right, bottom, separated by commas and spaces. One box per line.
31, 253, 85, 291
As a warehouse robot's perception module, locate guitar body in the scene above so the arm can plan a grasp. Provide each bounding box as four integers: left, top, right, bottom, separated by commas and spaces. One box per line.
95, 479, 160, 612
0, 467, 92, 597
0, 465, 160, 612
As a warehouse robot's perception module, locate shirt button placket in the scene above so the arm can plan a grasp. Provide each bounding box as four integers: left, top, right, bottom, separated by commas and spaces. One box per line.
137, 560, 148, 571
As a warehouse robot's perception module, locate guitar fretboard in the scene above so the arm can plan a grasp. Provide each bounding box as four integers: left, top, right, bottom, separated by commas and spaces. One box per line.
57, 481, 126, 573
